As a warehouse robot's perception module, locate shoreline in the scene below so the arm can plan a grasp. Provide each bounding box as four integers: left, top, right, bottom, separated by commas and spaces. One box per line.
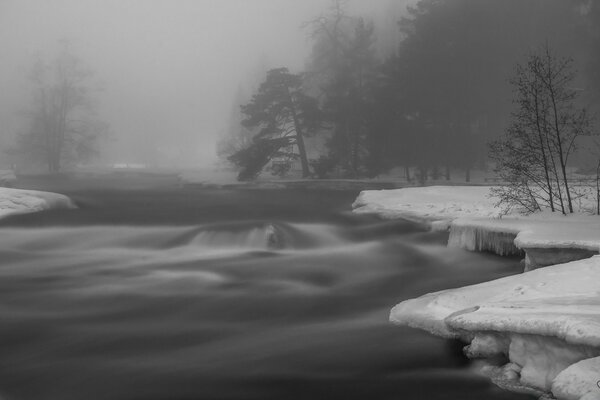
352, 185, 600, 400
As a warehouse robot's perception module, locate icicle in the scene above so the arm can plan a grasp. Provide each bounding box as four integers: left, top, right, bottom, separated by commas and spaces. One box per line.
448, 223, 523, 256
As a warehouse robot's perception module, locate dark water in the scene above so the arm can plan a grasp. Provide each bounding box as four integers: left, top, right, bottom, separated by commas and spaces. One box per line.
0, 180, 534, 400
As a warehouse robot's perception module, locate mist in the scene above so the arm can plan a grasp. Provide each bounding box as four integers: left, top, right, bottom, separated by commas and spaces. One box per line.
0, 0, 408, 169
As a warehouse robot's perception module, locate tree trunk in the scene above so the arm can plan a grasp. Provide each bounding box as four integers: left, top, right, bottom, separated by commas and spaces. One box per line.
545, 54, 573, 213
295, 132, 310, 178
532, 89, 555, 212
286, 88, 311, 178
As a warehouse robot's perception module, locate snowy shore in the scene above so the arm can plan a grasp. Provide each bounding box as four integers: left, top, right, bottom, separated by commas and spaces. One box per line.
352, 186, 600, 400
0, 187, 76, 219
353, 186, 600, 268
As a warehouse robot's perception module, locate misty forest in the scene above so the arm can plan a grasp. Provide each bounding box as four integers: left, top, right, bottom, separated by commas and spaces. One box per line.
1, 1, 600, 400
219, 0, 600, 186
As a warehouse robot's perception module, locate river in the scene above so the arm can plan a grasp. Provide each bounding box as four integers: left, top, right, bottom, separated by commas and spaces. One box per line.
0, 176, 534, 400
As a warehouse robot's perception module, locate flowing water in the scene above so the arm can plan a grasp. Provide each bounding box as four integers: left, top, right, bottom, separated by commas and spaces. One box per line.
0, 180, 534, 400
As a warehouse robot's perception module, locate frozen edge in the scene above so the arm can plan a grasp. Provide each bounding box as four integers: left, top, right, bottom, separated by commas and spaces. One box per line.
390, 256, 600, 399
353, 187, 600, 399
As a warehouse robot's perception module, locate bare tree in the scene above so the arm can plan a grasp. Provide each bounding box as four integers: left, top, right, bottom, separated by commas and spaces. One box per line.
16, 42, 105, 172
490, 45, 593, 214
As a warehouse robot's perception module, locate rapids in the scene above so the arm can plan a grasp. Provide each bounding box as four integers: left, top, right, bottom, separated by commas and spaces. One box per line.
0, 182, 535, 400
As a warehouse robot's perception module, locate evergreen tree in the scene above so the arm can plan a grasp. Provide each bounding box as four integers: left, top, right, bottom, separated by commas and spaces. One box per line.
229, 68, 320, 180
306, 1, 379, 177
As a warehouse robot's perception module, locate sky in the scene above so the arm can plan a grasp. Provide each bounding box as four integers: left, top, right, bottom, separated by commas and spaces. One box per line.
0, 0, 410, 168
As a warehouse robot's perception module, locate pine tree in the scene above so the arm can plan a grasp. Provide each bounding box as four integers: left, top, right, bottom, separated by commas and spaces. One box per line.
229, 68, 320, 180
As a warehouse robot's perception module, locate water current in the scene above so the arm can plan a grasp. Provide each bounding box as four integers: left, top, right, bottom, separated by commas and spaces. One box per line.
0, 179, 535, 400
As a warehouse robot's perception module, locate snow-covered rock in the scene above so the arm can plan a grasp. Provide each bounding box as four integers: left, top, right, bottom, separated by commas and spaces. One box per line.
390, 256, 600, 399
0, 187, 76, 219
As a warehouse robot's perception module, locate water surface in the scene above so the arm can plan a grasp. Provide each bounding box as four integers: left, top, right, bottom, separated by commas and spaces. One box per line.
0, 179, 533, 400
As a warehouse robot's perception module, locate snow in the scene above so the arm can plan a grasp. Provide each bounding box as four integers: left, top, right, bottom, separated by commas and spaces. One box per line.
390, 256, 600, 398
352, 186, 600, 399
352, 186, 501, 230
0, 187, 76, 219
353, 186, 600, 259
553, 357, 600, 400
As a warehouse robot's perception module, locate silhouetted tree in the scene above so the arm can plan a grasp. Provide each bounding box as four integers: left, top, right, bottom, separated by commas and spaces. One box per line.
229, 68, 320, 180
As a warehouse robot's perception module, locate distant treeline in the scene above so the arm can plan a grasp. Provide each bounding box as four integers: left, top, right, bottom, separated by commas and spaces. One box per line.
221, 0, 600, 181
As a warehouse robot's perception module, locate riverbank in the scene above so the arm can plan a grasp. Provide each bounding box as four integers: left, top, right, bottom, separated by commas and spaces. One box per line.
353, 186, 600, 269
352, 185, 600, 400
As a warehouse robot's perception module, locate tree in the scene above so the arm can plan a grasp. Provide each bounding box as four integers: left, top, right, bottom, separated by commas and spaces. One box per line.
16, 42, 105, 172
305, 1, 379, 177
383, 0, 594, 182
490, 46, 594, 214
228, 68, 320, 180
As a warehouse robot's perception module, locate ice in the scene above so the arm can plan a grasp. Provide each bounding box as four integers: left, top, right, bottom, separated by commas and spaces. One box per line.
448, 219, 522, 256
553, 357, 600, 400
354, 186, 600, 261
354, 186, 600, 398
390, 256, 600, 398
0, 187, 76, 219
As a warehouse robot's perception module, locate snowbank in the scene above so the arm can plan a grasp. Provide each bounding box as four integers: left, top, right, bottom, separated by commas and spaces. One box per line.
353, 186, 600, 398
0, 187, 76, 219
352, 186, 501, 230
390, 256, 600, 399
353, 186, 600, 267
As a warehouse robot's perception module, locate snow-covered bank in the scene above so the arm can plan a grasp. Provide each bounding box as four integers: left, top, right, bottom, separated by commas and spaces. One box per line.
390, 256, 600, 399
352, 186, 501, 230
353, 186, 600, 399
0, 187, 76, 219
353, 186, 600, 268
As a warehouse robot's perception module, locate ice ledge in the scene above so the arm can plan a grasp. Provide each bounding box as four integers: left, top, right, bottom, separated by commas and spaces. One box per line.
390, 256, 600, 400
448, 216, 600, 270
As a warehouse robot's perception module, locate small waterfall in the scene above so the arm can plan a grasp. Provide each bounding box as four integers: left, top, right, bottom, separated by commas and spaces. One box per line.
188, 222, 345, 250
190, 223, 283, 250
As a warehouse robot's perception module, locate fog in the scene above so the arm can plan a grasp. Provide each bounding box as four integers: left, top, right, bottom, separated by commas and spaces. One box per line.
0, 0, 408, 169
